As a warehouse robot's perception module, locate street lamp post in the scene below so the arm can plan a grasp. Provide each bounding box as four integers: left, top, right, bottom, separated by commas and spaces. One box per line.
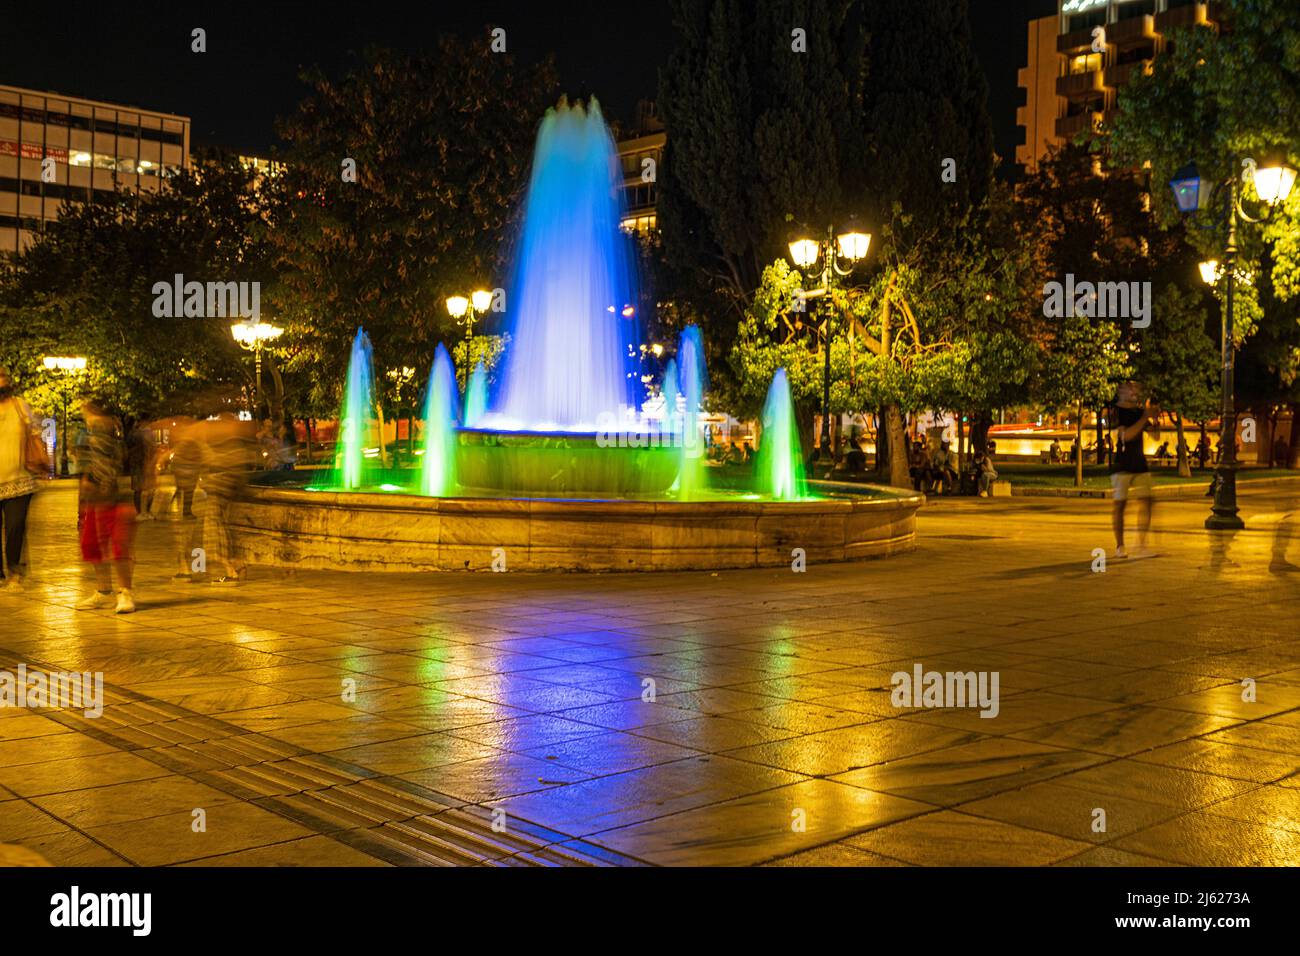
42, 356, 87, 477
446, 289, 493, 389
230, 319, 284, 420
1170, 156, 1296, 530
786, 221, 871, 471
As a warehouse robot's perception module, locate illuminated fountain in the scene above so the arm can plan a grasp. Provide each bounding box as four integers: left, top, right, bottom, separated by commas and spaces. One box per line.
232, 97, 921, 571
754, 368, 806, 501
329, 329, 383, 491
419, 344, 460, 498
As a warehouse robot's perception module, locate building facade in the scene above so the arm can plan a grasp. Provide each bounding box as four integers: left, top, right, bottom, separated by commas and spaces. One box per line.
1016, 0, 1222, 172
615, 101, 664, 235
0, 84, 190, 255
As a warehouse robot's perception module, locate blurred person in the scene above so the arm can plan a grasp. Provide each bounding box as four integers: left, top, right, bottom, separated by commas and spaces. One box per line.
908, 440, 929, 491
1195, 433, 1212, 469
168, 422, 203, 519
1110, 381, 1156, 560
257, 419, 295, 471
929, 440, 957, 495
973, 448, 998, 497
75, 399, 136, 613
1048, 438, 1062, 463
126, 421, 159, 519
0, 366, 42, 591
191, 413, 254, 584
845, 438, 866, 473
1270, 502, 1299, 574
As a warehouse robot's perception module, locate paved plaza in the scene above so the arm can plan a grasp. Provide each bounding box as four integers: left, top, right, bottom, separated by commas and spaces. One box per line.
1, 482, 1298, 866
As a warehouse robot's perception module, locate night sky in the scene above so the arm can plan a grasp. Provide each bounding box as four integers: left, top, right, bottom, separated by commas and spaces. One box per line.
2, 0, 1058, 168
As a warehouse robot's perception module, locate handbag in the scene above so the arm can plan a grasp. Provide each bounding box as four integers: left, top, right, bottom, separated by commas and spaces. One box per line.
17, 402, 50, 476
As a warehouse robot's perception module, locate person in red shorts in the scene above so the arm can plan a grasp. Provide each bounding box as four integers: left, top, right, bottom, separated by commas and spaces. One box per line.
75, 399, 135, 613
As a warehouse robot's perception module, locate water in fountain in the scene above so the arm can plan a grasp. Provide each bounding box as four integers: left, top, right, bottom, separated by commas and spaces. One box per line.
463, 361, 487, 428
420, 344, 461, 497
329, 328, 382, 491
754, 368, 807, 501
484, 97, 639, 432
675, 325, 707, 500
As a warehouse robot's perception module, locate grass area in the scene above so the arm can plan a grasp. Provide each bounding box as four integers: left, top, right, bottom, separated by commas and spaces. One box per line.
994, 463, 1294, 489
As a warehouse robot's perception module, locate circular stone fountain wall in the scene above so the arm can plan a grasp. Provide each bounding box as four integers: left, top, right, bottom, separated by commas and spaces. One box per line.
227, 482, 922, 573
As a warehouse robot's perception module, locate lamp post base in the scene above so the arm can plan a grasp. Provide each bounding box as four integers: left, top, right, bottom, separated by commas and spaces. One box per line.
1205, 466, 1244, 530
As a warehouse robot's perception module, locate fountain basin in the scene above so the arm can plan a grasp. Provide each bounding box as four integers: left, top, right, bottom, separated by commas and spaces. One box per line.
455, 428, 681, 497
228, 482, 922, 572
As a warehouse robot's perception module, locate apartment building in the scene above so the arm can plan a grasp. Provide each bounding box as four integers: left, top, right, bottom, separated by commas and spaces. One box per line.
615, 100, 665, 235
0, 84, 191, 254
1016, 0, 1223, 172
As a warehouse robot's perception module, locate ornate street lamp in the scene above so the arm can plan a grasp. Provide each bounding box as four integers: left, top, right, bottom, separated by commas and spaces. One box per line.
1172, 154, 1296, 530
446, 289, 493, 387
42, 355, 87, 477
230, 319, 284, 420
786, 220, 871, 472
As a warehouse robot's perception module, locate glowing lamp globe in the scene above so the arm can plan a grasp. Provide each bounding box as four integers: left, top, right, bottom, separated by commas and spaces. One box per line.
788, 237, 820, 269
836, 230, 871, 263
1253, 160, 1297, 206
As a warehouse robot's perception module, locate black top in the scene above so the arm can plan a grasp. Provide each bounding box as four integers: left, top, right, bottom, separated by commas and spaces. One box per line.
1110, 405, 1148, 474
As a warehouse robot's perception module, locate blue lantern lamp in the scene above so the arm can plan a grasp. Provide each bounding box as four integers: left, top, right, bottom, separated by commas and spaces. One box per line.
1169, 163, 1205, 212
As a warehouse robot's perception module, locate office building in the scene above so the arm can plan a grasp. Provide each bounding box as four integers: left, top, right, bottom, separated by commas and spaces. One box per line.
0, 84, 190, 254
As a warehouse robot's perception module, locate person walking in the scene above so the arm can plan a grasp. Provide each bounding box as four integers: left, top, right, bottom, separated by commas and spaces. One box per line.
168, 424, 202, 519
193, 414, 253, 584
75, 399, 136, 613
126, 421, 158, 520
0, 367, 43, 591
1110, 381, 1156, 560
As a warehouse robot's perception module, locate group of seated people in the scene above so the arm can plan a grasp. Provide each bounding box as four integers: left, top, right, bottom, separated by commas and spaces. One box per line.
709, 439, 753, 465
908, 438, 999, 496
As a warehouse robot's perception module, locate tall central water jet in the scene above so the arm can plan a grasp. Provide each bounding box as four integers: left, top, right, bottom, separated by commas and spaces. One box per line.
488, 97, 638, 431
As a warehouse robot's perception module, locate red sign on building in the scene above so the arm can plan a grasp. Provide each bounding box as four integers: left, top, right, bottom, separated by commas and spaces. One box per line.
0, 141, 69, 163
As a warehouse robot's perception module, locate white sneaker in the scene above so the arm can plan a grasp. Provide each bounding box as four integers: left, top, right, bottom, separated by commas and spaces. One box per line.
2, 575, 22, 593
115, 589, 136, 614
77, 591, 115, 610
1113, 547, 1128, 559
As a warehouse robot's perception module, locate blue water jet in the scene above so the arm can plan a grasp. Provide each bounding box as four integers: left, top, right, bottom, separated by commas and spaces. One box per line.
487, 97, 640, 432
